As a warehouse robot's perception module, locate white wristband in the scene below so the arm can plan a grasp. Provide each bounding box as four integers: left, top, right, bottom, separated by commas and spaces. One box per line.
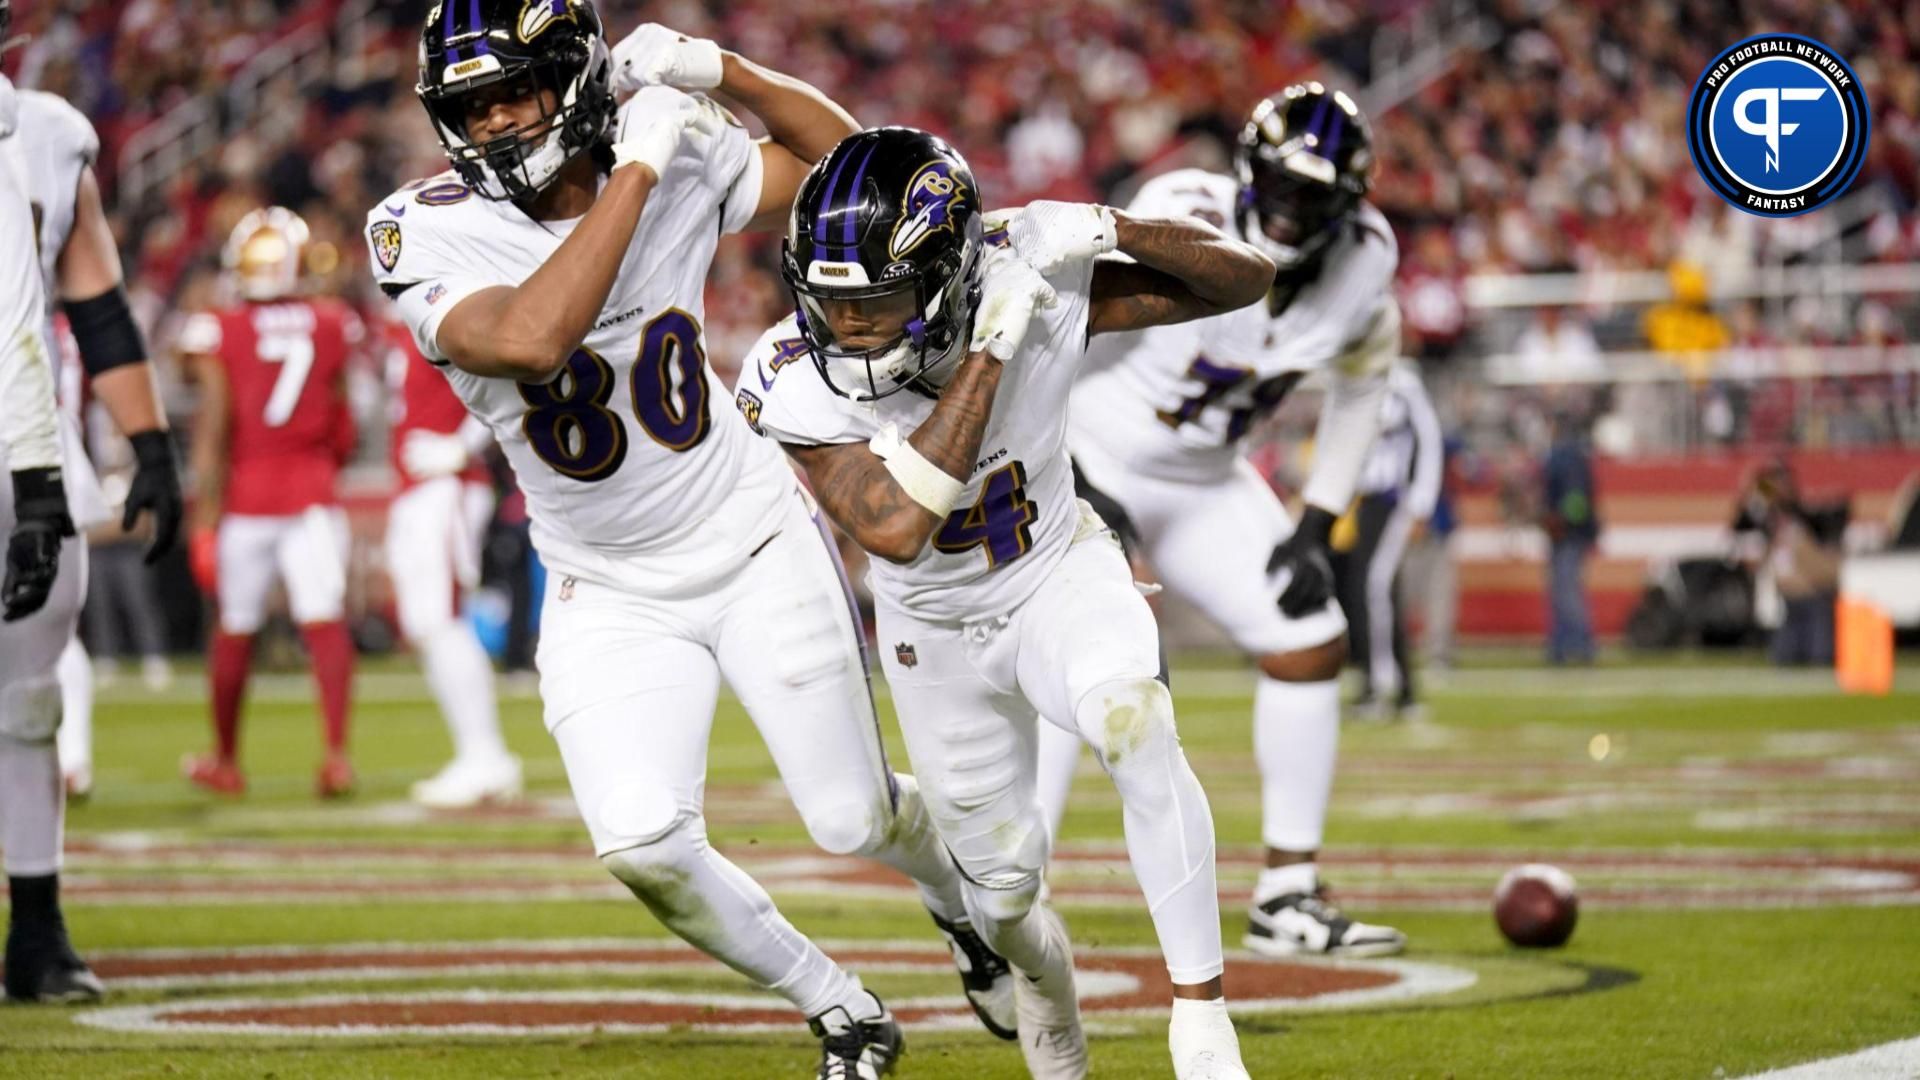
868, 423, 966, 517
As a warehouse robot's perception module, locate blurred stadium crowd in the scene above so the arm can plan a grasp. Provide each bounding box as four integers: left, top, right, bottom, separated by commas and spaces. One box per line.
3, 0, 1917, 661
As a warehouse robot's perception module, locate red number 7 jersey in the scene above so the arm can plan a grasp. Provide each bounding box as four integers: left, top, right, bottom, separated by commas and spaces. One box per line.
178, 298, 360, 516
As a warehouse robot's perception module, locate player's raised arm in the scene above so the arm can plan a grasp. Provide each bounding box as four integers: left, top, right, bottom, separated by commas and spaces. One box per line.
786, 251, 1052, 564
609, 25, 858, 230
428, 94, 697, 381
1082, 206, 1276, 335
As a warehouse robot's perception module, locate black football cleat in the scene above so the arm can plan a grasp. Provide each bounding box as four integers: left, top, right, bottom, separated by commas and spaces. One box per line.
811, 993, 904, 1079
4, 920, 106, 1004
1244, 891, 1406, 958
931, 912, 1017, 1040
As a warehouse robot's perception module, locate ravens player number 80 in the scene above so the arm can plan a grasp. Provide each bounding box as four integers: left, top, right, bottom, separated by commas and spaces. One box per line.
367, 5, 1016, 1077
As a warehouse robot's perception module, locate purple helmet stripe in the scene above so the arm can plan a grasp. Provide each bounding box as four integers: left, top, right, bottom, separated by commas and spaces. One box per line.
840, 142, 880, 249
811, 142, 856, 263
1305, 97, 1330, 143
443, 0, 461, 62
1323, 108, 1346, 162
467, 0, 488, 56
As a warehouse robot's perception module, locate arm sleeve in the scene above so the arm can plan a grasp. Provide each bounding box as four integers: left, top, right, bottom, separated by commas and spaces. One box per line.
637, 90, 762, 236
1398, 362, 1444, 520
1299, 299, 1399, 513
717, 126, 764, 236
365, 210, 492, 365
0, 146, 60, 471
740, 327, 856, 447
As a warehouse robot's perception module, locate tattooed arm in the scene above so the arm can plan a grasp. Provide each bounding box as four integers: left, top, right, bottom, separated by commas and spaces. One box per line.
784, 351, 1004, 564
1088, 211, 1275, 336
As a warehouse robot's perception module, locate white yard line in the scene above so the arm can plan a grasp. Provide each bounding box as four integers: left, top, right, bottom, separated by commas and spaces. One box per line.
1737, 1035, 1920, 1078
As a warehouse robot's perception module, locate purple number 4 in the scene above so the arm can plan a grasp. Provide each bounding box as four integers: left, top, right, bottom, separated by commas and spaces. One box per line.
933, 461, 1037, 569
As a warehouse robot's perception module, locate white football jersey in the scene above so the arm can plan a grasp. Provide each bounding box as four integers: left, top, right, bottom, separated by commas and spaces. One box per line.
742, 244, 1097, 623
15, 89, 96, 347
10, 90, 114, 528
367, 90, 793, 596
1070, 168, 1398, 483
0, 75, 62, 476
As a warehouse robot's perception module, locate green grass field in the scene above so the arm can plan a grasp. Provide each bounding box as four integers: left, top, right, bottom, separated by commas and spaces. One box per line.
3, 654, 1917, 1078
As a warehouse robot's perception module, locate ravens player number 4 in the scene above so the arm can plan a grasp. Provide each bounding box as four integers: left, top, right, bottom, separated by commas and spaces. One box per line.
742, 126, 1276, 1080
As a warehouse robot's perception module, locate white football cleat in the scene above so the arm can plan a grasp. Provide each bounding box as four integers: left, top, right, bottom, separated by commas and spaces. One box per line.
1169, 997, 1251, 1080
1014, 906, 1088, 1080
410, 755, 523, 809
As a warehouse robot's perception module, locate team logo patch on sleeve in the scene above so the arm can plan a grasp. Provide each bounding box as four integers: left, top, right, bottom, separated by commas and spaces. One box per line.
1686, 34, 1870, 217
734, 388, 764, 435
370, 221, 403, 273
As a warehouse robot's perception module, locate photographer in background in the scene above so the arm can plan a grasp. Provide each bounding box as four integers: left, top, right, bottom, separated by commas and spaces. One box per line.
1733, 459, 1848, 666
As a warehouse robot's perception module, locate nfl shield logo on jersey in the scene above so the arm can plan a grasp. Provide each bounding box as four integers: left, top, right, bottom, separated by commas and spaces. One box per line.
895, 642, 918, 669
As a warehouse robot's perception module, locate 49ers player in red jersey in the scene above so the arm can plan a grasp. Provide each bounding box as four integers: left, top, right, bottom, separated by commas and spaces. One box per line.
179, 208, 361, 798
381, 318, 519, 808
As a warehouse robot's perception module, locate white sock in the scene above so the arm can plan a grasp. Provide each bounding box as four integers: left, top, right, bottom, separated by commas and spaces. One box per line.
1169, 996, 1243, 1070
420, 622, 507, 764
1254, 861, 1318, 903
55, 637, 92, 775
1253, 676, 1340, 852
0, 734, 64, 876
1079, 679, 1224, 985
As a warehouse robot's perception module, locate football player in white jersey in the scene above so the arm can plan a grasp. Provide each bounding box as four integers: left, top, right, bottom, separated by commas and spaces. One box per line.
0, 0, 182, 1003
23, 67, 186, 804
741, 126, 1274, 1080
367, 5, 1010, 1074
1038, 83, 1407, 959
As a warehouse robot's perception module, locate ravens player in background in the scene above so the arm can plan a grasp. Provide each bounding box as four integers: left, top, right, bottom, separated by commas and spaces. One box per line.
1038, 83, 1408, 958
1, 0, 183, 1002
367, 5, 1011, 1075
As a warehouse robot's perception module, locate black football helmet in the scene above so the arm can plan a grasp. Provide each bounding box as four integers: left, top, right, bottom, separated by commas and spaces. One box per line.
1235, 82, 1374, 270
782, 127, 986, 401
415, 0, 615, 201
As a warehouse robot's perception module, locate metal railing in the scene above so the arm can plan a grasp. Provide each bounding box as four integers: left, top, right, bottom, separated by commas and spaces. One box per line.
116, 0, 377, 208
1359, 0, 1504, 117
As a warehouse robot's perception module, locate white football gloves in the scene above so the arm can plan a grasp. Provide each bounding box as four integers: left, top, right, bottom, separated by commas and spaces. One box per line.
968, 246, 1058, 361
611, 23, 724, 96
610, 86, 705, 178
999, 200, 1118, 275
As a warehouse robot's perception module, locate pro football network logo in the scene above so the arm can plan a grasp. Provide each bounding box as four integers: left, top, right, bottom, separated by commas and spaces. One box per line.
1686, 34, 1870, 217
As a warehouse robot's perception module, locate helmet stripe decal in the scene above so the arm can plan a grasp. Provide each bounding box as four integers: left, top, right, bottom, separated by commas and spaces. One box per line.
443, 0, 462, 62
1305, 97, 1330, 144
839, 142, 880, 250
811, 143, 856, 263
467, 0, 488, 55
1323, 108, 1346, 162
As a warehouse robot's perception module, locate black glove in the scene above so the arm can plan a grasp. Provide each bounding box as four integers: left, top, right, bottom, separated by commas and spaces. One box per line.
4, 467, 75, 622
123, 429, 184, 563
1267, 504, 1337, 618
